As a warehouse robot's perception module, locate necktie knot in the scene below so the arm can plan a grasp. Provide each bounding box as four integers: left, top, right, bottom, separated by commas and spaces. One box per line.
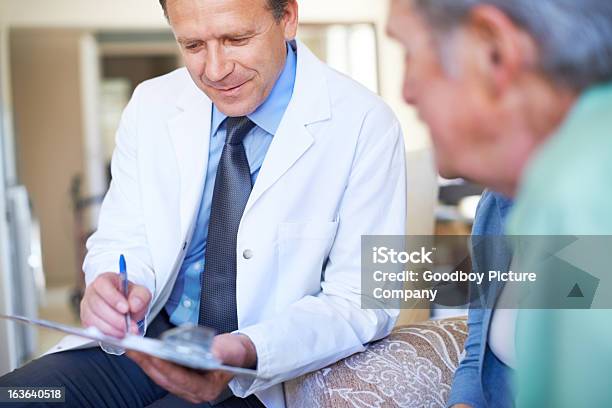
226, 116, 256, 145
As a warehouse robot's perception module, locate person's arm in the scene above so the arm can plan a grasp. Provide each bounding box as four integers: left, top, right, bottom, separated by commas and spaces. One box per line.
446, 307, 486, 408
82, 85, 155, 331
447, 191, 510, 408
230, 105, 407, 396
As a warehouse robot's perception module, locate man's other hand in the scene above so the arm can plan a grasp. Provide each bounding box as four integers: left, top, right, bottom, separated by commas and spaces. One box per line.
80, 272, 152, 338
127, 333, 257, 404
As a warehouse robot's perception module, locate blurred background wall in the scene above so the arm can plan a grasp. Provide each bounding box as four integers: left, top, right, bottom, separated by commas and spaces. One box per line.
10, 29, 87, 287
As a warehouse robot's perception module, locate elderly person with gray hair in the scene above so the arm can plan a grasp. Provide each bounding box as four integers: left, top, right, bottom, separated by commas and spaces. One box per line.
387, 0, 612, 407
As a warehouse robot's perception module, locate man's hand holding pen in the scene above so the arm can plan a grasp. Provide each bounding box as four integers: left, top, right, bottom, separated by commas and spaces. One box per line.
80, 272, 151, 338
79, 265, 259, 404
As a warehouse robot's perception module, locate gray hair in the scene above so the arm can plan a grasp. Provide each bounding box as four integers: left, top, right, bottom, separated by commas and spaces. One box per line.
159, 0, 291, 22
413, 0, 612, 91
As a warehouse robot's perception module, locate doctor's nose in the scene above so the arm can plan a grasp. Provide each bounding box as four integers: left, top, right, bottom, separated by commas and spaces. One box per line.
204, 46, 233, 83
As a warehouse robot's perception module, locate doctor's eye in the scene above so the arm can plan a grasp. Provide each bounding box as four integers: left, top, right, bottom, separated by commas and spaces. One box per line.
184, 41, 204, 52
227, 37, 251, 47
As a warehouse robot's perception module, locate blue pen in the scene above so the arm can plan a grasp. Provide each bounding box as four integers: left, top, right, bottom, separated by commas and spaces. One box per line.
119, 254, 130, 335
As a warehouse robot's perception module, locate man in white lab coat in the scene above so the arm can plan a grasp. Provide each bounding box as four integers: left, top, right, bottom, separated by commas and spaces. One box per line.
0, 0, 406, 407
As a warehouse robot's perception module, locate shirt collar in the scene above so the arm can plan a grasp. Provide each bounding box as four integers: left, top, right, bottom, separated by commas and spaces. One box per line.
211, 42, 297, 136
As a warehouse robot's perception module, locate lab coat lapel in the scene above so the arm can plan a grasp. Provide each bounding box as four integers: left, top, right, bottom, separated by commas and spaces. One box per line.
167, 83, 213, 241
244, 40, 331, 215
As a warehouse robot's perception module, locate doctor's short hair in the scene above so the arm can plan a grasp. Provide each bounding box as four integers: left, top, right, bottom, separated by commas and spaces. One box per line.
412, 0, 612, 91
158, 0, 292, 22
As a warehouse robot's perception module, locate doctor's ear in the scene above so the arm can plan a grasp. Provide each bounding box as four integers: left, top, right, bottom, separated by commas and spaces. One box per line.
280, 0, 299, 41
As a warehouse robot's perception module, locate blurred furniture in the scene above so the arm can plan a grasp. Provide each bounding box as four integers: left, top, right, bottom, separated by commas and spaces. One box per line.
69, 174, 106, 317
438, 182, 484, 208
4, 185, 45, 366
436, 179, 484, 236
434, 180, 483, 319
284, 317, 467, 408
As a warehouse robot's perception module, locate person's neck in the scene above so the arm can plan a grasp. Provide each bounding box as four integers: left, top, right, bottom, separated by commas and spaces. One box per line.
524, 79, 578, 144
499, 79, 578, 197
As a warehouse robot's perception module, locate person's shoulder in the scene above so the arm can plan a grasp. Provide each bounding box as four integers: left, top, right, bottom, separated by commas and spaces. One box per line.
131, 67, 193, 105
297, 42, 401, 145
527, 120, 610, 200
322, 64, 397, 123
509, 87, 612, 234
510, 136, 612, 234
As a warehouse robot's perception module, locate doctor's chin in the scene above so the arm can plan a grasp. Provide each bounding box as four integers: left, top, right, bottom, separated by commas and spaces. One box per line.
1, 0, 611, 407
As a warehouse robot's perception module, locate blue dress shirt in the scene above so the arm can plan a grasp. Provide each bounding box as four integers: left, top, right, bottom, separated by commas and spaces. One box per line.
165, 43, 297, 326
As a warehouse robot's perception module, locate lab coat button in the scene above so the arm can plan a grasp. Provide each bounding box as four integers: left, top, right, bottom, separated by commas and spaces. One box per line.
242, 249, 254, 259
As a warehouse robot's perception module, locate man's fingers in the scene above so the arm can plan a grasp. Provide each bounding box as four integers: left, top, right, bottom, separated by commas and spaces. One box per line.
147, 358, 207, 402
150, 358, 196, 387
211, 333, 256, 368
128, 354, 185, 398
81, 274, 151, 337
128, 320, 140, 335
81, 307, 126, 338
94, 275, 129, 314
127, 352, 227, 404
149, 357, 228, 403
128, 284, 151, 321
86, 292, 128, 332
126, 351, 146, 365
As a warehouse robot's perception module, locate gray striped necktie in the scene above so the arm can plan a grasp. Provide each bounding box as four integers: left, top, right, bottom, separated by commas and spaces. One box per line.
199, 116, 256, 333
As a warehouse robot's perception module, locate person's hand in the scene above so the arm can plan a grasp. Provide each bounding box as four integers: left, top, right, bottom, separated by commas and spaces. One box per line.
80, 272, 152, 338
127, 333, 257, 404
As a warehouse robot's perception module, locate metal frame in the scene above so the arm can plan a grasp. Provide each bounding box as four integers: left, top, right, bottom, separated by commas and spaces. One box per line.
0, 26, 19, 375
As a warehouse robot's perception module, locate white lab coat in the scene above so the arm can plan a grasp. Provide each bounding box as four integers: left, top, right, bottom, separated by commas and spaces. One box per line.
51, 41, 407, 407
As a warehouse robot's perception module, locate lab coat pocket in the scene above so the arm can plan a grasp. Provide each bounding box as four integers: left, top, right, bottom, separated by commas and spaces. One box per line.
277, 221, 339, 304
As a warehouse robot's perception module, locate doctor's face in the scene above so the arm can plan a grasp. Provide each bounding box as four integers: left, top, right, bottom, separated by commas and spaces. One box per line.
166, 0, 298, 117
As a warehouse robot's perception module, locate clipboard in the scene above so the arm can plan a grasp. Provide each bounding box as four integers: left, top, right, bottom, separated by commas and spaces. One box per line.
0, 314, 261, 379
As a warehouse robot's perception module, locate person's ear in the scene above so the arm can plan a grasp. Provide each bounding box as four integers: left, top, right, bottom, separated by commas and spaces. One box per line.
281, 0, 299, 41
464, 5, 537, 97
